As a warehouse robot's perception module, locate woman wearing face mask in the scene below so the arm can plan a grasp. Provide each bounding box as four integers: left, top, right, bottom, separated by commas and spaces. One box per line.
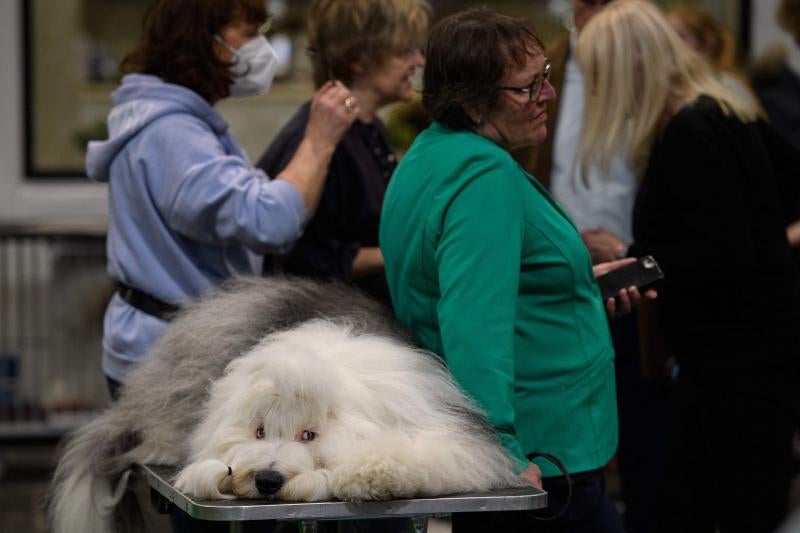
256, 0, 428, 309
86, 0, 357, 401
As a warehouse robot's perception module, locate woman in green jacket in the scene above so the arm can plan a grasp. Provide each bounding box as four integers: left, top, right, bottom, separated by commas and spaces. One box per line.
379, 7, 650, 532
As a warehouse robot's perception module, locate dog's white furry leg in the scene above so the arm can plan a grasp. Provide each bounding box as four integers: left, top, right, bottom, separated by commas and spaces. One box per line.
279, 469, 333, 502
174, 460, 236, 500
330, 429, 518, 501
329, 432, 427, 501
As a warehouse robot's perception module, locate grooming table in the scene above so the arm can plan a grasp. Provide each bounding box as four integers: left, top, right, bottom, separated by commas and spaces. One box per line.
138, 464, 548, 533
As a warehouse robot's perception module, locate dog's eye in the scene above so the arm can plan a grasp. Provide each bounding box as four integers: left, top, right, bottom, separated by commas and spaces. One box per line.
299, 430, 316, 442
255, 425, 265, 439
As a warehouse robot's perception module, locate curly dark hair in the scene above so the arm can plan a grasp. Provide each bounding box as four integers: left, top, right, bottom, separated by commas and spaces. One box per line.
422, 6, 543, 131
121, 0, 268, 103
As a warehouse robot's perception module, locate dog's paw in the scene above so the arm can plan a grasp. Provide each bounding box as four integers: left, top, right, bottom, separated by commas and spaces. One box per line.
174, 460, 236, 500
279, 470, 332, 502
330, 456, 418, 501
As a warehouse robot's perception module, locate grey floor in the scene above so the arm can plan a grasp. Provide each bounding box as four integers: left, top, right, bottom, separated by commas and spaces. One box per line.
0, 442, 55, 533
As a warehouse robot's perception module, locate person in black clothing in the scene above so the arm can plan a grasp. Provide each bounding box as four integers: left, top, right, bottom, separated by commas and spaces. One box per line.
752, 0, 800, 152
751, 0, 800, 259
577, 2, 800, 532
257, 0, 429, 308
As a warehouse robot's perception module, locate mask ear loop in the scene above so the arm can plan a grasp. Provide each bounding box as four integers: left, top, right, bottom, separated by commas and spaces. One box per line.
213, 34, 238, 59
214, 35, 253, 76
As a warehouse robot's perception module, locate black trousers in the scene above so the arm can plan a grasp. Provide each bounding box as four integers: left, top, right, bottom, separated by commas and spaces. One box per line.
610, 313, 673, 533
655, 364, 799, 533
451, 468, 623, 533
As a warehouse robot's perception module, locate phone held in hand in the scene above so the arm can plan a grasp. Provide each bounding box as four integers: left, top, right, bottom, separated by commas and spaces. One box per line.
596, 255, 665, 301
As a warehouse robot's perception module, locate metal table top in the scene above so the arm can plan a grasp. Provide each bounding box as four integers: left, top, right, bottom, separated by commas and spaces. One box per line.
138, 464, 548, 522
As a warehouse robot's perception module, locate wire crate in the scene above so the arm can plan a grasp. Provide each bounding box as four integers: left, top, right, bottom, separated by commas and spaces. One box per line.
0, 222, 112, 438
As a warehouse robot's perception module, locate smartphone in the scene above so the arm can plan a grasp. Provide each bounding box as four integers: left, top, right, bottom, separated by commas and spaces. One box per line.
596, 255, 665, 301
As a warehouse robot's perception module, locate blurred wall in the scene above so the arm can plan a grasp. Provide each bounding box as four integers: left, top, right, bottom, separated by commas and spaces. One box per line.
752, 0, 800, 72
0, 1, 107, 224
0, 0, 795, 225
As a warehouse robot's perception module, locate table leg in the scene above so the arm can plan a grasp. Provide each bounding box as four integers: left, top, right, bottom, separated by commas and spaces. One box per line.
299, 520, 318, 533
228, 521, 243, 533
411, 516, 428, 533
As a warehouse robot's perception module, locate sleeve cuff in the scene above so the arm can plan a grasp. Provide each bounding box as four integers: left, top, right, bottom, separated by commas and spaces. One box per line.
271, 178, 308, 224
497, 430, 529, 474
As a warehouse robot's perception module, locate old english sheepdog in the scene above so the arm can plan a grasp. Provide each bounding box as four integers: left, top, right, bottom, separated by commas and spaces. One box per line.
48, 277, 523, 533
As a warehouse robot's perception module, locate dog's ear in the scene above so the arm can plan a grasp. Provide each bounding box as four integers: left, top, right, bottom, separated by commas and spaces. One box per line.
174, 460, 236, 500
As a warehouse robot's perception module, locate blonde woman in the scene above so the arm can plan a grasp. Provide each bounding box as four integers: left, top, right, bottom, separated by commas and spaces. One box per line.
576, 1, 800, 532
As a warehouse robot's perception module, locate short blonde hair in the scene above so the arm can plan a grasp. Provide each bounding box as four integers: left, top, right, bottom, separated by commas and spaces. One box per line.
307, 0, 430, 88
575, 0, 757, 176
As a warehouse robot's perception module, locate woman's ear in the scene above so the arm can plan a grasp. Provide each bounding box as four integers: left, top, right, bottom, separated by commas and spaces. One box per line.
350, 61, 366, 78
462, 104, 483, 126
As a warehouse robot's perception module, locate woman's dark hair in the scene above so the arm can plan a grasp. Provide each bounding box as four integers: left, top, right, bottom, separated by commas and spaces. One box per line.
121, 0, 268, 103
422, 6, 543, 130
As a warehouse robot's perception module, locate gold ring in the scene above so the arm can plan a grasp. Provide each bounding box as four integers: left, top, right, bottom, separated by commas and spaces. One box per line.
344, 96, 354, 113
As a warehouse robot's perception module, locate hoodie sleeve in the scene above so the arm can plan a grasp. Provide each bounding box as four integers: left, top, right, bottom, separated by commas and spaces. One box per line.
141, 114, 307, 253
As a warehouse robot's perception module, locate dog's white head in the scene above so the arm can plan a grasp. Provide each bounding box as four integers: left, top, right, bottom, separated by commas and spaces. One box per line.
174, 322, 350, 501
172, 320, 515, 503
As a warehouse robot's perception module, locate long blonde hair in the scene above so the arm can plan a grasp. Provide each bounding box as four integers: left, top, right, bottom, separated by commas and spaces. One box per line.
575, 0, 758, 176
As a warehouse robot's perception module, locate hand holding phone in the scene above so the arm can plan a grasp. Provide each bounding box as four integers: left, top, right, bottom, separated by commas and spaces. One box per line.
595, 255, 664, 301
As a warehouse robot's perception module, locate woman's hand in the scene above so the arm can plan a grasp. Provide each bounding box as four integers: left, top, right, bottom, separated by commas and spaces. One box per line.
519, 462, 543, 489
593, 258, 658, 318
787, 219, 800, 248
581, 228, 627, 264
351, 246, 384, 278
306, 80, 360, 153
277, 81, 359, 212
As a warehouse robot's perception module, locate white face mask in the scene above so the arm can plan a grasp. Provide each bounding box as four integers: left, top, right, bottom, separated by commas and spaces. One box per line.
215, 35, 278, 97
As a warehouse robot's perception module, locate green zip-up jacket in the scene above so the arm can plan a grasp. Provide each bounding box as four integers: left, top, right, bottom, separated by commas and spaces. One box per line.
379, 123, 618, 477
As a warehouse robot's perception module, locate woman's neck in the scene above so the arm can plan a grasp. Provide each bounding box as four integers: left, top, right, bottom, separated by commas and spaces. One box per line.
659, 88, 699, 133
349, 84, 383, 124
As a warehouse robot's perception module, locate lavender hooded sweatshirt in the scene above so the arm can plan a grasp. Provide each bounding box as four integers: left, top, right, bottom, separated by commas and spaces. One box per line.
87, 74, 306, 381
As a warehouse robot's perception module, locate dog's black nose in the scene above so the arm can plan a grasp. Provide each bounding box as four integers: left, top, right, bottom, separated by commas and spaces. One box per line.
254, 470, 284, 496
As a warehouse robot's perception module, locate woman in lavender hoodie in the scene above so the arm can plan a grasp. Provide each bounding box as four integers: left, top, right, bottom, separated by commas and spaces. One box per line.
86, 0, 358, 397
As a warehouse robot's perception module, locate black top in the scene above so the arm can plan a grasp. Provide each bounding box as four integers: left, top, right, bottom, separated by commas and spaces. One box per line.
630, 95, 800, 369
256, 102, 397, 307
753, 64, 800, 151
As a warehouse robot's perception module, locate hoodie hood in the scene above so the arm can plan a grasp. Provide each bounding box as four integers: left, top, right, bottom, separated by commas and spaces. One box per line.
86, 74, 229, 182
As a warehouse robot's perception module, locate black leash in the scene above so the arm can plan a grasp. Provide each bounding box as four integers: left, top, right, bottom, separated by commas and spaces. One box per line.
527, 451, 573, 521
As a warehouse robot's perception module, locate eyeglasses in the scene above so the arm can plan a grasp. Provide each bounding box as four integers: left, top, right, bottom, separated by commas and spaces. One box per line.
398, 46, 422, 58
500, 59, 552, 102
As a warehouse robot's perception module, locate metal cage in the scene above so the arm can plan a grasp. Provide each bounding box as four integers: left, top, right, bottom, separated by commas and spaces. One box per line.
0, 223, 111, 438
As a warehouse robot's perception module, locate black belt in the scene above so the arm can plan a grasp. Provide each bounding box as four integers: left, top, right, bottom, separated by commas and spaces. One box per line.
116, 282, 180, 322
